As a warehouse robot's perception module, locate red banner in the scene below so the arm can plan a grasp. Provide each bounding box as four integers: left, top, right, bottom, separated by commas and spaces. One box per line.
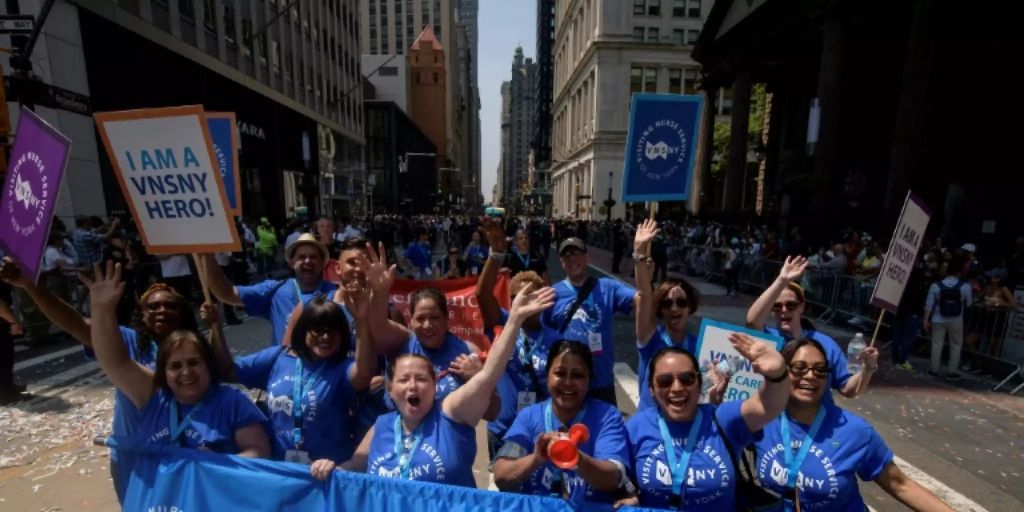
388, 275, 510, 351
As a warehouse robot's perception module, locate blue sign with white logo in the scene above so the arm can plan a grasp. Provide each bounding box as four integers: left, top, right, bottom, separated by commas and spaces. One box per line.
206, 114, 241, 216
621, 94, 703, 203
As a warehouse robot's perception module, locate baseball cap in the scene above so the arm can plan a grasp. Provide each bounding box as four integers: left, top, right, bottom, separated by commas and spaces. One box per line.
558, 237, 587, 255
286, 233, 329, 261
961, 243, 977, 253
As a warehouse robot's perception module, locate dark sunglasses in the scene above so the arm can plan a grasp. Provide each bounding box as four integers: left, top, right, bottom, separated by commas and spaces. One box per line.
788, 363, 830, 378
653, 371, 698, 390
448, 251, 460, 255
659, 297, 689, 310
144, 301, 181, 312
771, 301, 801, 312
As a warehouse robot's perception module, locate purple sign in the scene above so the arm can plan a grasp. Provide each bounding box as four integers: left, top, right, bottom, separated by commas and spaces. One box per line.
0, 108, 72, 281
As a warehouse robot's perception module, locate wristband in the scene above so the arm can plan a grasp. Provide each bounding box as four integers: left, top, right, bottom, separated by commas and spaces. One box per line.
489, 251, 506, 260
632, 253, 649, 262
765, 370, 788, 383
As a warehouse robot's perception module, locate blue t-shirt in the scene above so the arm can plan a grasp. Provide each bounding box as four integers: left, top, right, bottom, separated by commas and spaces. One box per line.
637, 326, 698, 411
542, 277, 636, 389
404, 242, 433, 273
500, 398, 629, 504
751, 405, 894, 511
238, 278, 338, 345
235, 346, 357, 462
84, 327, 157, 441
135, 383, 267, 454
400, 332, 473, 402
367, 405, 476, 487
766, 327, 852, 399
626, 402, 750, 511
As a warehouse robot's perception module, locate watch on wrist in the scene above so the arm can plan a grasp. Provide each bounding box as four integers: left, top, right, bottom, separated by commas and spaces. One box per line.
765, 370, 788, 383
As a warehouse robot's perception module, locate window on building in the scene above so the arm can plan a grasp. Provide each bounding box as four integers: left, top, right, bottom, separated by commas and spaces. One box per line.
433, 72, 438, 83
633, 27, 644, 41
647, 27, 659, 42
644, 67, 657, 92
648, 0, 661, 16
179, 0, 194, 20
203, 0, 215, 30
633, 0, 645, 16
379, 66, 398, 76
684, 69, 699, 94
721, 87, 734, 116
630, 67, 643, 95
689, 0, 702, 18
672, 0, 685, 17
688, 29, 700, 44
669, 69, 682, 94
672, 29, 684, 45
415, 72, 421, 84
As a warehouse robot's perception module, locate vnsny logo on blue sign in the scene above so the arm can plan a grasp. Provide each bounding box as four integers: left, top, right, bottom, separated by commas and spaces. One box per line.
621, 94, 703, 203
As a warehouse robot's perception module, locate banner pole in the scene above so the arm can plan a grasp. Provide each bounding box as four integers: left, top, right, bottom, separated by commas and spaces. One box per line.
192, 253, 212, 304
869, 309, 885, 348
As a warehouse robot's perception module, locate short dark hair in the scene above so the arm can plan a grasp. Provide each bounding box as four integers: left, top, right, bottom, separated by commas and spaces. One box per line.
411, 287, 448, 316
154, 330, 221, 392
290, 295, 350, 362
780, 337, 827, 364
647, 347, 702, 391
340, 236, 370, 253
546, 340, 594, 381
654, 279, 700, 317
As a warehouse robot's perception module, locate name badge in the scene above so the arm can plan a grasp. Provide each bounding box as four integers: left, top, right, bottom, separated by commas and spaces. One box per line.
516, 391, 537, 411
285, 449, 310, 464
588, 332, 603, 355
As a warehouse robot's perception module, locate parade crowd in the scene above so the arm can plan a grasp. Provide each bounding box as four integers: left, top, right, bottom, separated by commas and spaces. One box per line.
0, 207, 988, 511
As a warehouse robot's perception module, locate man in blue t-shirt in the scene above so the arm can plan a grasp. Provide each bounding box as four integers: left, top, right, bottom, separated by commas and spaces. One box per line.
202, 232, 337, 344
542, 237, 637, 406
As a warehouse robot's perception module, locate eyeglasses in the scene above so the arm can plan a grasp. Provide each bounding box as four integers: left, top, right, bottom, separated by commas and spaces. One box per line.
659, 297, 688, 310
308, 328, 333, 338
449, 251, 460, 255
771, 301, 801, 312
144, 301, 180, 312
653, 371, 698, 390
788, 363, 830, 378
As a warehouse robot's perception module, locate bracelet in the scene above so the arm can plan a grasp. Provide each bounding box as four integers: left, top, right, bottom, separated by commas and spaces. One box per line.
489, 251, 506, 260
765, 370, 788, 383
632, 252, 649, 262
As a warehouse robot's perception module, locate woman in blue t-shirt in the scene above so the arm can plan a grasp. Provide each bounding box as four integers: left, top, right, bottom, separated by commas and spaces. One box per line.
85, 262, 271, 458
747, 255, 879, 399
309, 284, 556, 486
619, 334, 789, 511
749, 338, 954, 511
490, 340, 631, 505
228, 287, 377, 467
632, 219, 729, 410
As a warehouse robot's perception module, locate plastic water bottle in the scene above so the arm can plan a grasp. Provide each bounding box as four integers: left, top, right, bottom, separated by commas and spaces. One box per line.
700, 357, 741, 396
847, 333, 866, 374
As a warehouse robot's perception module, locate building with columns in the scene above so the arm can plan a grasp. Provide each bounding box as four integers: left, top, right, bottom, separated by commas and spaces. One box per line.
550, 0, 710, 220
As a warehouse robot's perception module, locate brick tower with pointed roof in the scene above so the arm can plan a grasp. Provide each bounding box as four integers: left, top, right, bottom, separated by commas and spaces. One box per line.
408, 26, 448, 171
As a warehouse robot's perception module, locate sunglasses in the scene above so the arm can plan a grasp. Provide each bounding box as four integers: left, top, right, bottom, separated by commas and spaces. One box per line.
771, 301, 801, 312
659, 297, 688, 310
653, 371, 698, 390
144, 301, 181, 312
788, 363, 830, 378
448, 251, 460, 255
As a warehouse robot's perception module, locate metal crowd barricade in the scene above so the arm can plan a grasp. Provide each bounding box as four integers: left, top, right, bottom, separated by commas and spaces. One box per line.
800, 269, 839, 321
831, 274, 884, 327
957, 302, 1024, 394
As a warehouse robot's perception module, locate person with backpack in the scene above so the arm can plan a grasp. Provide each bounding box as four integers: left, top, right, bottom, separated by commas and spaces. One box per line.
923, 253, 972, 381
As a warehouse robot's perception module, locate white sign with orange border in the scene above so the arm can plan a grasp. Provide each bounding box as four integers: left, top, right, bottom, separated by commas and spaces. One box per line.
94, 106, 241, 254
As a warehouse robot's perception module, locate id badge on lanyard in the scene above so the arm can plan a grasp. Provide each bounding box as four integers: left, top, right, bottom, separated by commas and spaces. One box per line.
285, 449, 310, 464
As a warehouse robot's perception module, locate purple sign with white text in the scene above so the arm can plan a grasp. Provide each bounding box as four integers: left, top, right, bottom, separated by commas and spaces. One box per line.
0, 108, 72, 281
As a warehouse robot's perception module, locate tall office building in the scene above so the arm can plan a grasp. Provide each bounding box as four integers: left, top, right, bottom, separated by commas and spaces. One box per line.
497, 47, 537, 211
530, 0, 556, 215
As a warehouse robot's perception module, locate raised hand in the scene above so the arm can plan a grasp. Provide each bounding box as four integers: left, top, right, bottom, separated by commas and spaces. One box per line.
199, 302, 220, 326
778, 255, 809, 282
448, 352, 483, 380
0, 257, 30, 288
508, 284, 556, 322
343, 281, 371, 321
359, 242, 396, 294
707, 363, 731, 405
633, 218, 659, 251
80, 261, 125, 311
729, 332, 786, 379
479, 216, 508, 252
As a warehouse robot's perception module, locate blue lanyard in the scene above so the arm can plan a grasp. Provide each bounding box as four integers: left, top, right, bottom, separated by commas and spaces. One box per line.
291, 357, 324, 448
148, 341, 158, 365
544, 399, 588, 433
393, 414, 424, 479
780, 407, 827, 490
169, 396, 205, 444
514, 248, 531, 269
659, 326, 688, 349
656, 409, 704, 498
293, 278, 326, 303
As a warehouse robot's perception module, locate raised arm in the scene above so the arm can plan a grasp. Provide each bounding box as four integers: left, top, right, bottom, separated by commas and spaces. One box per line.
1, 257, 91, 346
84, 262, 155, 409
633, 219, 659, 346
874, 462, 955, 512
360, 242, 410, 354
344, 282, 377, 392
475, 217, 508, 331
731, 333, 790, 432
199, 302, 235, 382
746, 256, 808, 330
200, 254, 243, 306
442, 285, 556, 425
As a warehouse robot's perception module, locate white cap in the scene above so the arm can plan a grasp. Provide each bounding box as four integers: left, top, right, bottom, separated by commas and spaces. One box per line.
961, 243, 977, 253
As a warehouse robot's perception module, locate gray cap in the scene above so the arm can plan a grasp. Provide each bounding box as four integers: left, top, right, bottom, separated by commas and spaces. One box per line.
558, 237, 587, 254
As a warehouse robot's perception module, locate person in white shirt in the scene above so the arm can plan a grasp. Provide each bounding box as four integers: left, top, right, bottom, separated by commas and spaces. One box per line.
923, 253, 972, 381
158, 254, 194, 301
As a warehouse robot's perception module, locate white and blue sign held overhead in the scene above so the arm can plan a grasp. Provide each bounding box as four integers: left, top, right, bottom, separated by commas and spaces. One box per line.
621, 93, 703, 203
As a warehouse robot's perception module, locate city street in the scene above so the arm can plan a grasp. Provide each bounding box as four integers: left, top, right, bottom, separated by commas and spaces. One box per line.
1, 247, 1022, 510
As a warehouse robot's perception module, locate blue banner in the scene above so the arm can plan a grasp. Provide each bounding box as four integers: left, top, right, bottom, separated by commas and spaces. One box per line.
206, 115, 241, 215
106, 438, 666, 512
621, 94, 703, 203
